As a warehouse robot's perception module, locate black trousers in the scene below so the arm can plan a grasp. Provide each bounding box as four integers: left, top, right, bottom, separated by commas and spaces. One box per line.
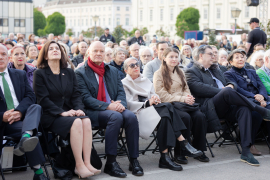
174, 109, 207, 151
154, 103, 186, 152
98, 109, 139, 158
0, 104, 45, 167
212, 88, 263, 148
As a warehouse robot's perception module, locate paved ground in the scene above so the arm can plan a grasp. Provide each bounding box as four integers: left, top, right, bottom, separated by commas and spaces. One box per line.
3, 133, 270, 180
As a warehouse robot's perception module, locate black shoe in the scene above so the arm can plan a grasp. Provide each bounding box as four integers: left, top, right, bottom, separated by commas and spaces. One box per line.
129, 159, 144, 176
104, 162, 127, 178
14, 137, 39, 156
194, 153, 210, 162
180, 140, 203, 158
159, 153, 183, 171
174, 155, 188, 164
33, 173, 49, 180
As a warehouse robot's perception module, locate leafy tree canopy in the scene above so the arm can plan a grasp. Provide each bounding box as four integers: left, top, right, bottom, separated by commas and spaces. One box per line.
34, 8, 46, 35
44, 12, 66, 36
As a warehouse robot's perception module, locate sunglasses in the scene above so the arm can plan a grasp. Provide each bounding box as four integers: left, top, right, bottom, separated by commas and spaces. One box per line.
128, 62, 139, 68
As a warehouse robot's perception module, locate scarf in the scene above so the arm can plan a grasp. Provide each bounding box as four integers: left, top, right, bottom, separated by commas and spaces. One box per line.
87, 57, 106, 102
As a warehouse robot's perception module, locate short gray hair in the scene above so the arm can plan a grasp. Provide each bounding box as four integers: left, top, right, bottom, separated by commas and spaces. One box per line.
139, 47, 153, 57
123, 57, 138, 71
105, 47, 113, 53
197, 45, 212, 59
219, 49, 228, 57
113, 47, 126, 57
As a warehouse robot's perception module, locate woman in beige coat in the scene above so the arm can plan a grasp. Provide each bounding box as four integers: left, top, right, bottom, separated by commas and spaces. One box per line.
153, 47, 208, 164
122, 57, 202, 171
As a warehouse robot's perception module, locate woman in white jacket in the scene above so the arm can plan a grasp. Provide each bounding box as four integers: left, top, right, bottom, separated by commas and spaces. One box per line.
121, 57, 202, 171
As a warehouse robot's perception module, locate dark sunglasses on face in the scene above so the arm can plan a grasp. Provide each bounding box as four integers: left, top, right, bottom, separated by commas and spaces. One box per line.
129, 62, 139, 68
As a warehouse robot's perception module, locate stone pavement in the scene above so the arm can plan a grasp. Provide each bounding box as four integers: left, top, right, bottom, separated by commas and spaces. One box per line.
3, 133, 270, 180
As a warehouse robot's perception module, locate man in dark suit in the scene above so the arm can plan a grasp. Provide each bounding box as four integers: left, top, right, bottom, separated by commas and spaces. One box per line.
185, 45, 270, 167
75, 41, 143, 178
0, 44, 48, 180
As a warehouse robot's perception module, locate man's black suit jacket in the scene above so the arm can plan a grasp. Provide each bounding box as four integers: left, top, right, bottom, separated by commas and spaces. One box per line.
0, 68, 36, 127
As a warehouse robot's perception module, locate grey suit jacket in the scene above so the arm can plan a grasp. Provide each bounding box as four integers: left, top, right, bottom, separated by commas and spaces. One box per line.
142, 58, 162, 82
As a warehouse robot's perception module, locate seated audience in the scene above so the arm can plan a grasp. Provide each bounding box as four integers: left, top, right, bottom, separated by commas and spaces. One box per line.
29, 34, 38, 45
210, 46, 227, 73
218, 49, 229, 67
250, 51, 265, 70
143, 41, 168, 82
130, 43, 143, 73
257, 49, 270, 95
72, 42, 88, 67
122, 57, 202, 171
75, 41, 143, 178
139, 47, 153, 69
109, 47, 126, 80
104, 47, 113, 64
180, 45, 193, 67
149, 43, 158, 59
105, 41, 113, 48
224, 49, 269, 156
112, 43, 118, 49
0, 44, 48, 180
5, 41, 15, 50
185, 45, 270, 166
26, 44, 39, 67
119, 40, 128, 48
8, 46, 36, 88
232, 41, 238, 50
33, 41, 100, 178
153, 48, 208, 163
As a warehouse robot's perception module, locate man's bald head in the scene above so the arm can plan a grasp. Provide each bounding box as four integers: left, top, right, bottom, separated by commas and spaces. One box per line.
0, 44, 8, 54
89, 41, 105, 65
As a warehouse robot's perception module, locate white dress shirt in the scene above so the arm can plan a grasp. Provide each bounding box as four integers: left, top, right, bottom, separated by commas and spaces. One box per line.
0, 68, 19, 108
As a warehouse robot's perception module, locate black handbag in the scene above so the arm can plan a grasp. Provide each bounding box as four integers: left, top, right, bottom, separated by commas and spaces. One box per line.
172, 102, 200, 112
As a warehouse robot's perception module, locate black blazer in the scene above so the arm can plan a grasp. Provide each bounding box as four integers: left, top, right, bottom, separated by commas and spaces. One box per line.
33, 67, 85, 129
0, 68, 36, 128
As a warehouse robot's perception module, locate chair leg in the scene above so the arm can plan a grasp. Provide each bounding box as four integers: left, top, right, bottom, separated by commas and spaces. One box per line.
206, 139, 215, 157
119, 129, 130, 161
0, 161, 5, 180
225, 121, 242, 154
260, 128, 270, 149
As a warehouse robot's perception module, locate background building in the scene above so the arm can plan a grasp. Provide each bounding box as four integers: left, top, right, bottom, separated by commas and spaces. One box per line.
42, 0, 132, 37
0, 0, 34, 38
132, 0, 269, 39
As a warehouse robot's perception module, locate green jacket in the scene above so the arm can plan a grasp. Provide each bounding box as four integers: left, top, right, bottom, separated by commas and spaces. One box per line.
257, 68, 270, 95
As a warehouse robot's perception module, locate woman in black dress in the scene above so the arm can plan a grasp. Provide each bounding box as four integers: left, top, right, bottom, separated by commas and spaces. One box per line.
33, 40, 100, 178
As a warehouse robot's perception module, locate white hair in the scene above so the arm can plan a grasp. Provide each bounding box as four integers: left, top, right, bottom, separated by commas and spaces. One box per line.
123, 57, 138, 71
139, 46, 153, 57
250, 51, 265, 67
9, 33, 14, 37
105, 47, 113, 53
94, 37, 99, 41
263, 49, 270, 62
219, 49, 228, 57
105, 41, 113, 47
181, 45, 192, 55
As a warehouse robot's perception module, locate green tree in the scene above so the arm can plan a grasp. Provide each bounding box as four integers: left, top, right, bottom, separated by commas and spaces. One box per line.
112, 25, 124, 44
37, 29, 46, 37
155, 27, 169, 37
44, 12, 66, 36
208, 30, 218, 46
140, 27, 149, 36
33, 8, 46, 35
81, 26, 104, 38
66, 28, 73, 36
176, 7, 200, 37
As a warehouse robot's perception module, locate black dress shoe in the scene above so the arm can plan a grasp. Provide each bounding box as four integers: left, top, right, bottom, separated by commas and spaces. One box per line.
159, 153, 183, 171
14, 137, 39, 156
104, 162, 127, 178
194, 153, 210, 162
174, 155, 188, 164
180, 140, 203, 158
33, 173, 49, 180
129, 159, 144, 176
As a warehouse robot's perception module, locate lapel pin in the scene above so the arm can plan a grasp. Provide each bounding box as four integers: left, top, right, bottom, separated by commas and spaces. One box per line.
62, 73, 65, 75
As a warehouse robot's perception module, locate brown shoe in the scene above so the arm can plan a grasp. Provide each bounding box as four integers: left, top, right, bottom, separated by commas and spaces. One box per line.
250, 145, 262, 156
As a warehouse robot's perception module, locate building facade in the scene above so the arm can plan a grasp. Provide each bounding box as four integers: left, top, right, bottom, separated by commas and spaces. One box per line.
0, 0, 34, 38
42, 0, 132, 37
132, 0, 270, 39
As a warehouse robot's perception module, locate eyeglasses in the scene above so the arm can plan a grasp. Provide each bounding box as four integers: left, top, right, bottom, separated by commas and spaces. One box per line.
128, 62, 139, 68
141, 55, 151, 58
205, 53, 214, 57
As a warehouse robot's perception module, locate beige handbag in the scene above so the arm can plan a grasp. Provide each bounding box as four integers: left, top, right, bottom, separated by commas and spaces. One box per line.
136, 105, 161, 140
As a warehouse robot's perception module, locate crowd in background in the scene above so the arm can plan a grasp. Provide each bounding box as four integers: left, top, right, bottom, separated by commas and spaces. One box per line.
1, 17, 270, 180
